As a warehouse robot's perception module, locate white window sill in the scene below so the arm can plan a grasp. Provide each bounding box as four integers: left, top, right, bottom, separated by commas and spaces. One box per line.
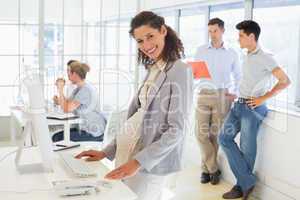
0, 108, 11, 117
268, 103, 300, 118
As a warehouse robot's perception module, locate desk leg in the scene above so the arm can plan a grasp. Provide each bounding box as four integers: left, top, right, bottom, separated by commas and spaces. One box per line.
10, 114, 17, 144
64, 121, 70, 142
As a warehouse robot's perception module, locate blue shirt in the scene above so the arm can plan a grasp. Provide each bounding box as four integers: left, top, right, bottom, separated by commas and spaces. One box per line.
194, 43, 241, 94
71, 83, 106, 137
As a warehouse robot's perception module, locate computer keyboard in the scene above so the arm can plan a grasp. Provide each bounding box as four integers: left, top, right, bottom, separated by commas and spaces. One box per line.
59, 153, 97, 177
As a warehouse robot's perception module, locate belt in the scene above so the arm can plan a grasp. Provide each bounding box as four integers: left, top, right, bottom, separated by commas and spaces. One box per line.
237, 98, 249, 104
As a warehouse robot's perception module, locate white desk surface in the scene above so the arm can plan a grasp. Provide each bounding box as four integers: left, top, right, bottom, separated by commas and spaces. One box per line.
10, 108, 82, 143
0, 146, 137, 200
11, 108, 82, 127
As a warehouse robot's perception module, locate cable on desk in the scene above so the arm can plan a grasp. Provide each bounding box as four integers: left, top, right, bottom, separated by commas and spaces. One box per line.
0, 188, 53, 193
0, 146, 33, 163
0, 147, 54, 194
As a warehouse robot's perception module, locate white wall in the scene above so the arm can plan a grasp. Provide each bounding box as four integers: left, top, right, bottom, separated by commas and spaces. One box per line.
217, 110, 300, 200
184, 109, 300, 200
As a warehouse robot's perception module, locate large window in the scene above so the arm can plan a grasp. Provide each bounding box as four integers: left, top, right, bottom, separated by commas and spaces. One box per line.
1, 0, 299, 116
253, 0, 300, 106
0, 0, 138, 115
210, 2, 244, 53
179, 8, 207, 59
0, 0, 39, 115
102, 20, 136, 111
157, 10, 178, 31
43, 0, 103, 109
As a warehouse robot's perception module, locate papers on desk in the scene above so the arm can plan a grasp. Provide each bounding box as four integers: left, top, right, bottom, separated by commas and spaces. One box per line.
52, 179, 113, 196
53, 141, 80, 151
47, 111, 79, 120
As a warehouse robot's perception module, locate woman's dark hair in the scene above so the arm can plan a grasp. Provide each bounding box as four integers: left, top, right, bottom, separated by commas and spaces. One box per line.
129, 11, 184, 66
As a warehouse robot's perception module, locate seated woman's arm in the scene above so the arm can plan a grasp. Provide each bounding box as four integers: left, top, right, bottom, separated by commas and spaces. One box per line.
56, 78, 80, 113
58, 97, 80, 113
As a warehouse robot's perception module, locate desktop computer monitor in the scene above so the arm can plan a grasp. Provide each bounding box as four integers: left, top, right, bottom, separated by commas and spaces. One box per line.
15, 74, 54, 173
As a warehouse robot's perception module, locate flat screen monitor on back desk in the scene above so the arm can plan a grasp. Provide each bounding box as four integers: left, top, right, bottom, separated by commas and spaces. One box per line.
14, 74, 84, 173
15, 75, 54, 173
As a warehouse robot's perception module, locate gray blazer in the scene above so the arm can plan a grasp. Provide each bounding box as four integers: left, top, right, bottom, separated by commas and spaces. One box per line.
103, 59, 193, 175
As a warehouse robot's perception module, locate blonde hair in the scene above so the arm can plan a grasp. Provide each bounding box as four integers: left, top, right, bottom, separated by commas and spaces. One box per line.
69, 61, 90, 80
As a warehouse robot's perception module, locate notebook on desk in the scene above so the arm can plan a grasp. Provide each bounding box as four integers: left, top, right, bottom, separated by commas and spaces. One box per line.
47, 111, 79, 120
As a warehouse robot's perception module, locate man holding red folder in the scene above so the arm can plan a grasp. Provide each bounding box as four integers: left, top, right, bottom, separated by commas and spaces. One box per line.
194, 18, 241, 185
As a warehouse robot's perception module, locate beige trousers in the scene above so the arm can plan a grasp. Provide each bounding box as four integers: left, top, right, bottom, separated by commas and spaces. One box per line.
195, 89, 232, 173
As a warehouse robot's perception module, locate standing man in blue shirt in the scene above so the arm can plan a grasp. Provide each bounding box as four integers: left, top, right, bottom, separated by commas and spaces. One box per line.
194, 18, 241, 185
219, 20, 290, 200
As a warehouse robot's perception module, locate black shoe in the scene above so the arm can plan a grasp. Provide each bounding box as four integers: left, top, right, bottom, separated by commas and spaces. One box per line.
222, 185, 243, 199
210, 169, 221, 185
200, 172, 211, 184
242, 186, 255, 200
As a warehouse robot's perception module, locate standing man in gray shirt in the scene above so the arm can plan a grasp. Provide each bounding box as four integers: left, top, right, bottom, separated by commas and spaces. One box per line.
194, 18, 241, 185
219, 20, 290, 200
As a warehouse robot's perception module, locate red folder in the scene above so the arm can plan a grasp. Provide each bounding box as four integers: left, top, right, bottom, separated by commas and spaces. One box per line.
188, 61, 211, 79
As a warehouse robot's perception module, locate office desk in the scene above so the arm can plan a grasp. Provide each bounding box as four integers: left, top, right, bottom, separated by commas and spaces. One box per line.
10, 108, 82, 143
0, 146, 137, 200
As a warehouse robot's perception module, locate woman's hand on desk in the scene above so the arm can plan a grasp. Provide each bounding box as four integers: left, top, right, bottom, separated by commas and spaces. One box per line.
75, 150, 106, 161
104, 159, 141, 180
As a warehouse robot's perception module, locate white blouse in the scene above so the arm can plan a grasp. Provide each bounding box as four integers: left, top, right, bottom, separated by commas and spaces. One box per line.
115, 60, 166, 167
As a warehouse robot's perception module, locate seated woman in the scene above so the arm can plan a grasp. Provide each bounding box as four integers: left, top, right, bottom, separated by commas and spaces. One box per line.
52, 61, 106, 142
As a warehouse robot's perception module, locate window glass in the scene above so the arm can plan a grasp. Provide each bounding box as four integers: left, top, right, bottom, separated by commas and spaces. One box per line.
253, 3, 300, 104
179, 11, 207, 59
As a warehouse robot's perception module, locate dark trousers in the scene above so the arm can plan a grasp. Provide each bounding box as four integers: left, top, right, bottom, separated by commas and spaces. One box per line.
52, 128, 103, 142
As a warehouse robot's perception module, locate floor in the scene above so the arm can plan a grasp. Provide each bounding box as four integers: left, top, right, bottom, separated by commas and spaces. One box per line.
164, 166, 235, 200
